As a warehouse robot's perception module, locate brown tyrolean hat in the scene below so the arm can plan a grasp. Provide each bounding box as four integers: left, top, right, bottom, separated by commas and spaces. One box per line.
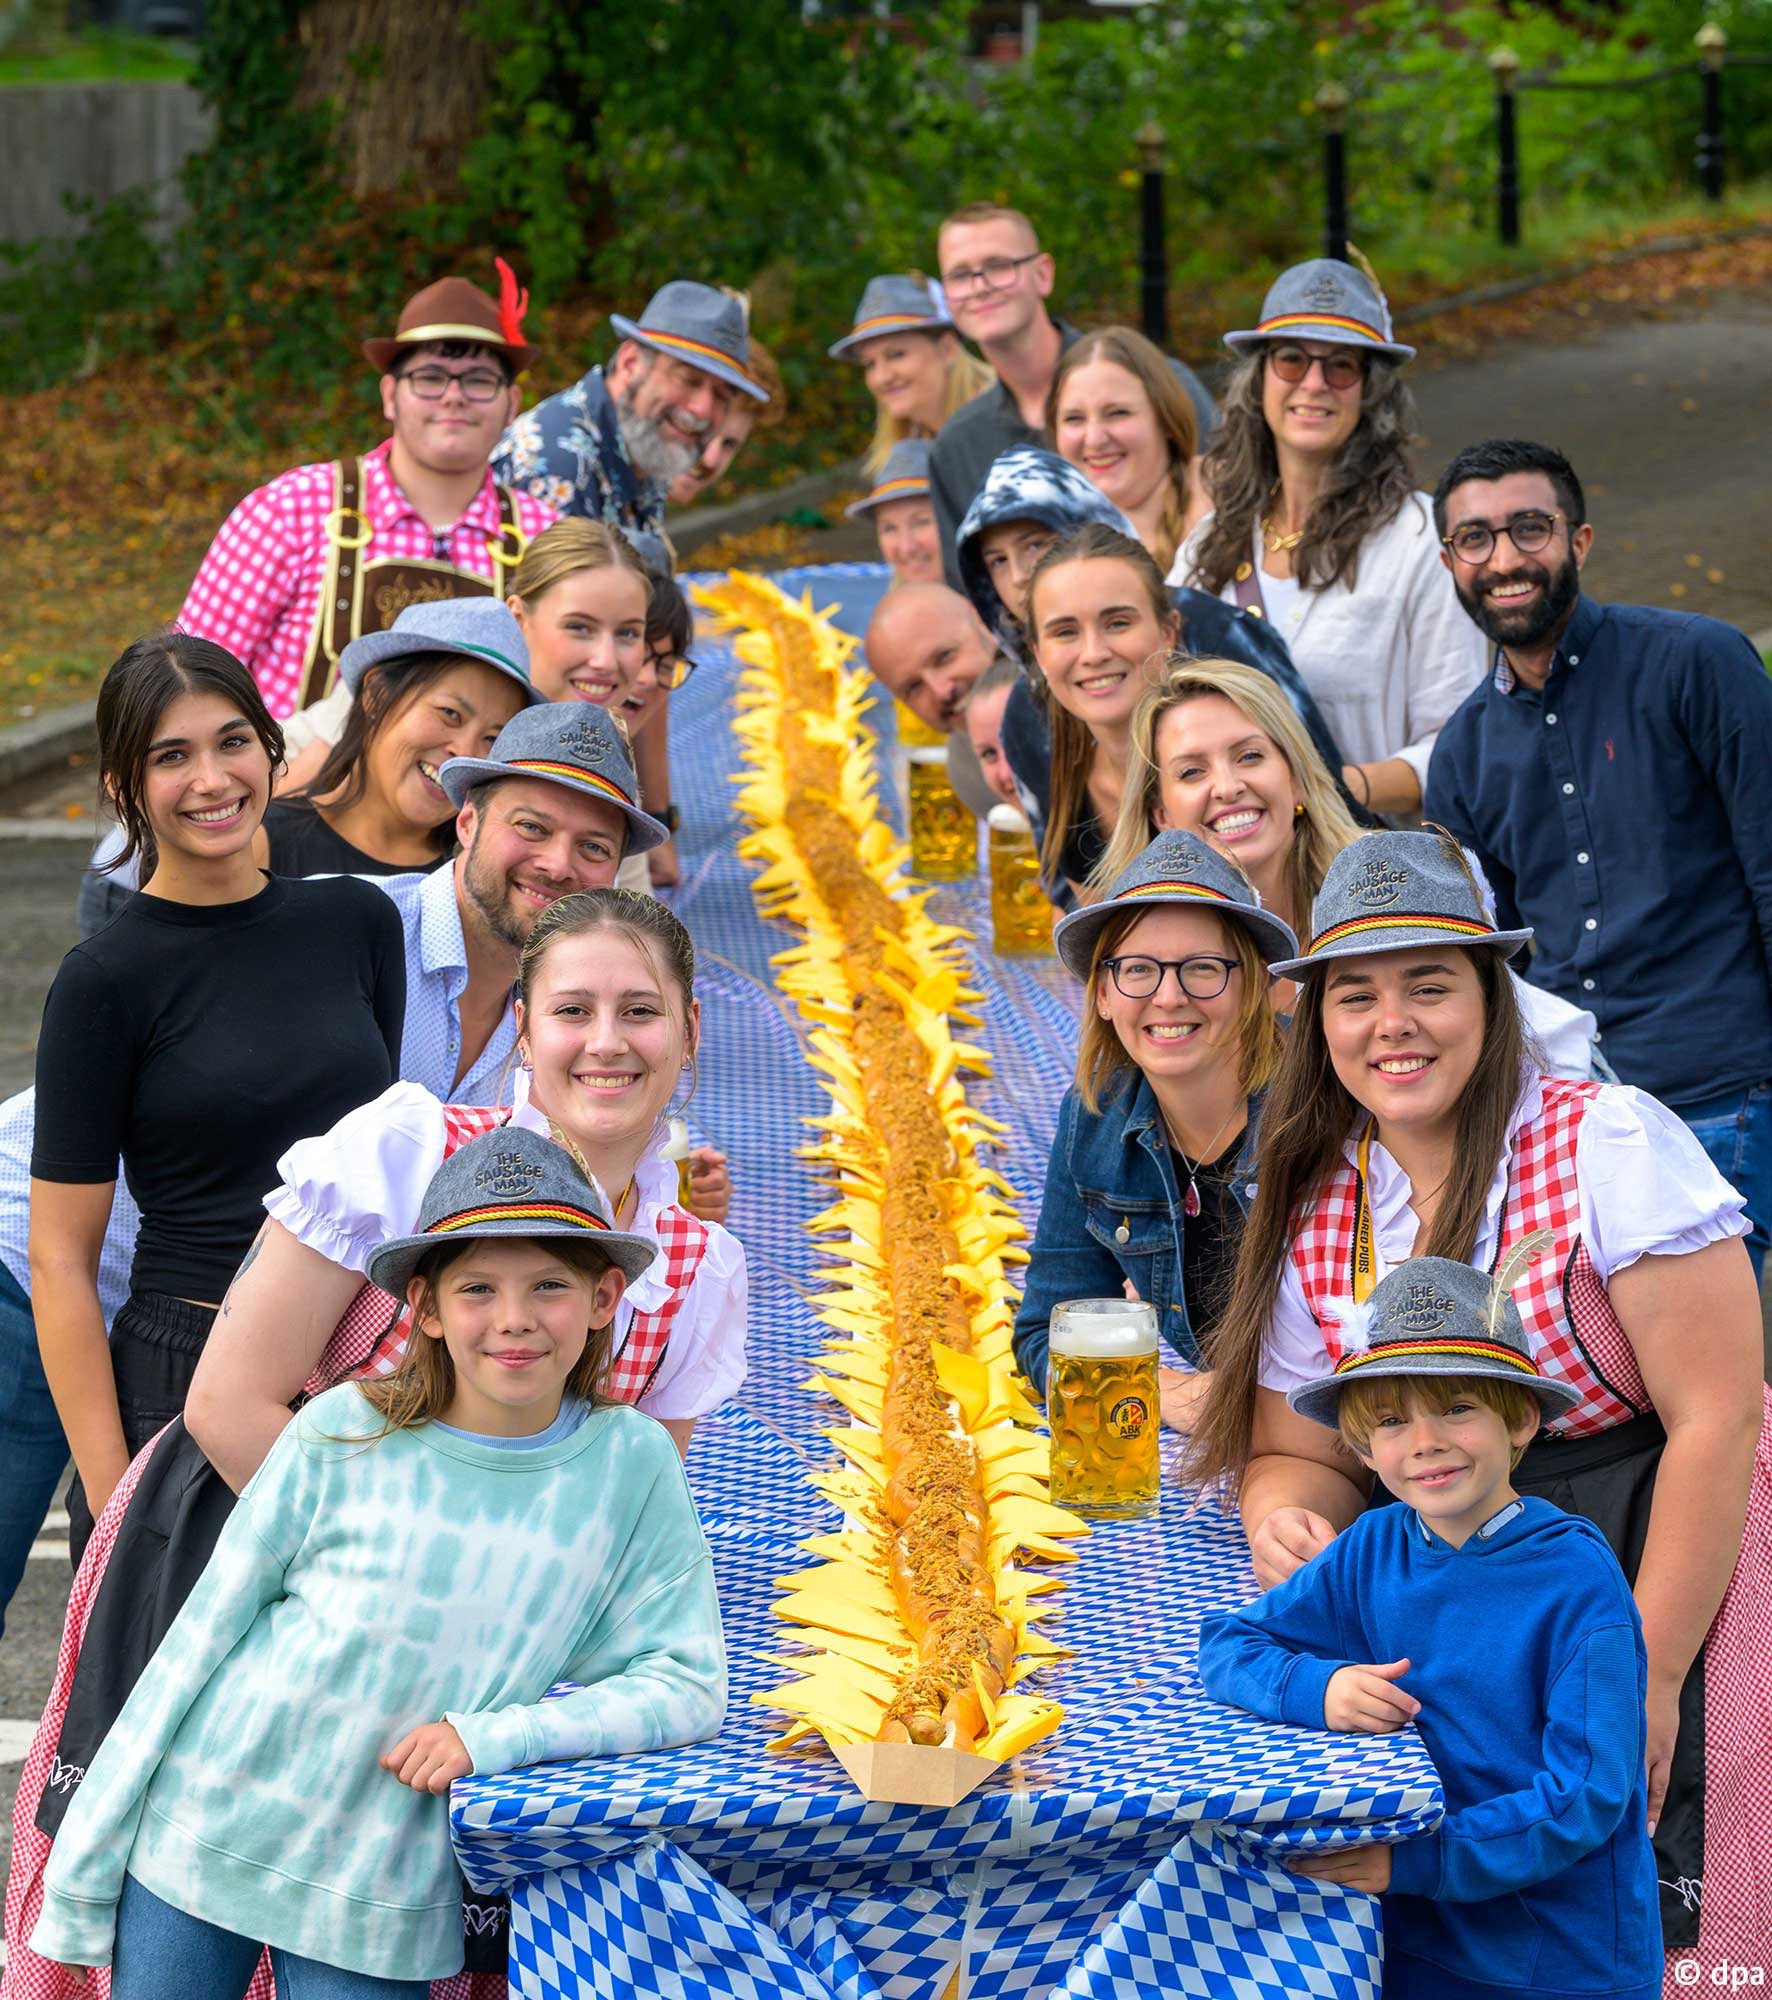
362, 257, 537, 374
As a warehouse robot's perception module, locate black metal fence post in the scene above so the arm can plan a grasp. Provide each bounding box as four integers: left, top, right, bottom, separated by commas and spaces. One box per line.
1136, 120, 1169, 348
1490, 46, 1522, 245
1696, 22, 1728, 199
1316, 82, 1350, 262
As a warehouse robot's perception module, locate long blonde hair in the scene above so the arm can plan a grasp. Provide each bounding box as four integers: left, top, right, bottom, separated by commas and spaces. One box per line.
1046, 326, 1198, 574
862, 332, 996, 475
1074, 901, 1283, 1118
1095, 657, 1361, 930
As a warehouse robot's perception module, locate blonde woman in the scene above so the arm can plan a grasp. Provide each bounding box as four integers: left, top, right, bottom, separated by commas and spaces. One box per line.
1099, 656, 1598, 1073
830, 275, 994, 476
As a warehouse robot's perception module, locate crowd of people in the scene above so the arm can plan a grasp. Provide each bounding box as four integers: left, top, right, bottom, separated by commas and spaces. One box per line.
0, 195, 1768, 2000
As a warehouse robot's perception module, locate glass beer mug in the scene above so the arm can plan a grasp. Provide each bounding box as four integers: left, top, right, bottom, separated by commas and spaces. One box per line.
987, 804, 1049, 957
1046, 1299, 1161, 1520
906, 745, 976, 882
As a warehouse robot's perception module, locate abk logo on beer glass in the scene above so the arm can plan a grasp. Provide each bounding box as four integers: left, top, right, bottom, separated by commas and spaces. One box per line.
1047, 1299, 1161, 1520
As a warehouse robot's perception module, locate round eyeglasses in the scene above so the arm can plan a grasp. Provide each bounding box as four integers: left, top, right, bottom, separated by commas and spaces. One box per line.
1265, 345, 1365, 391
1440, 511, 1564, 565
1099, 954, 1240, 1001
649, 644, 698, 692
396, 365, 509, 404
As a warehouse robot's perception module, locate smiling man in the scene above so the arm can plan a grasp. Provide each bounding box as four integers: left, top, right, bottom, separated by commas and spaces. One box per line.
180, 271, 557, 725
865, 582, 996, 736
1425, 437, 1772, 1273
927, 203, 1215, 580
495, 281, 770, 538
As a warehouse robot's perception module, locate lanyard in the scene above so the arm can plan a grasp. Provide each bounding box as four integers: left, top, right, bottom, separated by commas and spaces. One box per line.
1351, 1124, 1379, 1303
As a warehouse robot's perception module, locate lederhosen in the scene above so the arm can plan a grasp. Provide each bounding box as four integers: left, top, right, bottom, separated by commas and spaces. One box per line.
1293, 1078, 1710, 1948
296, 457, 528, 710
31, 1103, 710, 1981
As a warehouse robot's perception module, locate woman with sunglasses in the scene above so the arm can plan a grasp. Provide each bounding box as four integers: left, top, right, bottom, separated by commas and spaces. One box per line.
1175, 259, 1486, 820
1013, 830, 1295, 1435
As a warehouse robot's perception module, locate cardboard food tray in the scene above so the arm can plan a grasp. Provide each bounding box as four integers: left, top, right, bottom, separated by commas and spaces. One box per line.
834, 1740, 1001, 1808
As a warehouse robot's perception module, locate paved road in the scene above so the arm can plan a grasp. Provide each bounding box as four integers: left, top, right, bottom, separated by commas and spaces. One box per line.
1, 284, 1769, 1933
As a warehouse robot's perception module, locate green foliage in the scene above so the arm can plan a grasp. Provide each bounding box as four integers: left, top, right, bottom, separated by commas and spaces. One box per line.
0, 190, 162, 393
0, 27, 197, 84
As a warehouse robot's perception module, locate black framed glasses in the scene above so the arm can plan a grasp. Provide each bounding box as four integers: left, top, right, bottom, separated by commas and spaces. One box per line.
1265, 344, 1365, 391
650, 644, 698, 691
939, 251, 1041, 296
397, 365, 509, 404
1440, 511, 1564, 565
1100, 954, 1240, 1001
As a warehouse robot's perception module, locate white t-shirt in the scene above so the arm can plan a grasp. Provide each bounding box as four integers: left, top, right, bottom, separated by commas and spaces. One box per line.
266, 1076, 747, 1422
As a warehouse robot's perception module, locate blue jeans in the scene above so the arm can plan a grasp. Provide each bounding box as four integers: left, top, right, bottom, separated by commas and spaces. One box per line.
1679, 1081, 1772, 1283
0, 1257, 68, 1640
112, 1874, 431, 1999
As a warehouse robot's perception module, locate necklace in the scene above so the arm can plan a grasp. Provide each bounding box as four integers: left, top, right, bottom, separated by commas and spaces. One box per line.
1260, 482, 1305, 554
547, 1117, 636, 1218
1163, 1104, 1242, 1219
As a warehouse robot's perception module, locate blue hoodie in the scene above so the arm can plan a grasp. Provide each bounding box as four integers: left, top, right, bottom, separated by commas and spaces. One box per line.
1199, 1496, 1661, 2000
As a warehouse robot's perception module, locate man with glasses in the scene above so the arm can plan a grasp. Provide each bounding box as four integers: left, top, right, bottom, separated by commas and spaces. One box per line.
927, 202, 1215, 580
180, 271, 557, 726
1425, 436, 1772, 1274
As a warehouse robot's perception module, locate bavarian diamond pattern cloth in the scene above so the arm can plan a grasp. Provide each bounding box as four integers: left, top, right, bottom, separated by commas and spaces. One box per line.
450, 564, 1443, 1999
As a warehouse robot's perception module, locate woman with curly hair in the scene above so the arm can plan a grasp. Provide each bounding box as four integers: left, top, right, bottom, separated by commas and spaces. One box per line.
1175, 260, 1485, 819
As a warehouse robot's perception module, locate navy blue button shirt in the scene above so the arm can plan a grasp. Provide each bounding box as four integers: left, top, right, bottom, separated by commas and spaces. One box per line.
1425, 594, 1772, 1108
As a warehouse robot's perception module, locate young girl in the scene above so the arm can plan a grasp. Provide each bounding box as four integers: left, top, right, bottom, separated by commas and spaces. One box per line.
30, 635, 404, 1561
1016, 829, 1294, 1434
264, 598, 536, 876
30, 1125, 726, 1990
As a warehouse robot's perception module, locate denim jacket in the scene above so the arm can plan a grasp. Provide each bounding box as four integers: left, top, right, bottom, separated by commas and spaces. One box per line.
1012, 1070, 1264, 1394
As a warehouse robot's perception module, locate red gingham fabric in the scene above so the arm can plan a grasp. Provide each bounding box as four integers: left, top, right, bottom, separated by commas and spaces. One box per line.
1293, 1078, 1643, 1437
3, 1101, 707, 2000
176, 440, 556, 721
1289, 1078, 1772, 1990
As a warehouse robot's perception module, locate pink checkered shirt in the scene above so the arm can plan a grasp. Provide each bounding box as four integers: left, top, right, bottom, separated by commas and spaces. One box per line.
177, 439, 557, 719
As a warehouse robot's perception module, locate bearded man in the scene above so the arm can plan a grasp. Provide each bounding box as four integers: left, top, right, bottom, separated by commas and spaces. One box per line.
1425, 435, 1772, 1274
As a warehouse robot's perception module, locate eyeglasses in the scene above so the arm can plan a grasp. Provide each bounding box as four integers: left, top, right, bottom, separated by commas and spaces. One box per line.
1099, 954, 1240, 1001
1265, 344, 1366, 391
650, 647, 698, 691
940, 252, 1042, 296
1440, 511, 1564, 565
397, 365, 509, 404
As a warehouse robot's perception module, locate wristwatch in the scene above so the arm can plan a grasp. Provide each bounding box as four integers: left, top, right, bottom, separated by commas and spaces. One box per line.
658, 803, 682, 834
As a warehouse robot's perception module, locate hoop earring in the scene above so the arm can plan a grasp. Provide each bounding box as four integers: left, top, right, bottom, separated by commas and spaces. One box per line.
517, 1047, 532, 1071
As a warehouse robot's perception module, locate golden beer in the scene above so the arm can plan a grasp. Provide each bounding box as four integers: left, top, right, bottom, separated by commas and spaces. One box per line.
987, 805, 1050, 957
663, 1114, 694, 1207
1047, 1300, 1161, 1519
896, 700, 946, 750
907, 746, 976, 882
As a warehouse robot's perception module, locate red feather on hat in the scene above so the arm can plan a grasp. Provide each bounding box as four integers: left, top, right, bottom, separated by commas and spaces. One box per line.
495, 257, 529, 347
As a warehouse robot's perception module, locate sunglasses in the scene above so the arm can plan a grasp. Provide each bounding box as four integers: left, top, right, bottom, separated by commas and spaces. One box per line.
1265, 345, 1365, 392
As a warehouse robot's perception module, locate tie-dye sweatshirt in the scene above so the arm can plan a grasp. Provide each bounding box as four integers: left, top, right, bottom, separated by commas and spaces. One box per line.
30, 1385, 726, 1979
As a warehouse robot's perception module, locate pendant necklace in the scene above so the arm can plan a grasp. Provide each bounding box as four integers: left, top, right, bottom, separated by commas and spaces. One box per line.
1164, 1105, 1240, 1219
548, 1117, 636, 1218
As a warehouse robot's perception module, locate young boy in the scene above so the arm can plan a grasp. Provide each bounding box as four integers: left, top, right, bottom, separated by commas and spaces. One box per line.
1198, 1256, 1662, 2000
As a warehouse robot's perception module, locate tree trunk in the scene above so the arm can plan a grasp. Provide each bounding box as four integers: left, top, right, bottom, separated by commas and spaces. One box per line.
295, 0, 489, 198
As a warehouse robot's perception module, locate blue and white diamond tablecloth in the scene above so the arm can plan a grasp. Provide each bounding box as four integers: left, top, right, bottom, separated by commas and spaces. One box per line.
449, 565, 1441, 1998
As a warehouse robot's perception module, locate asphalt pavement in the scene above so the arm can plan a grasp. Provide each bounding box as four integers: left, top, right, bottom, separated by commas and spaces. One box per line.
1, 281, 1769, 1928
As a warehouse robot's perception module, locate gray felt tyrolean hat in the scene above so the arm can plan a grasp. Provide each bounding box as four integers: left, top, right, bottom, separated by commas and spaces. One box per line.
366, 1125, 656, 1297
1224, 257, 1415, 363
1053, 829, 1298, 980
337, 597, 542, 705
609, 281, 770, 402
1287, 1254, 1581, 1429
438, 701, 671, 853
828, 274, 954, 359
1267, 831, 1532, 980
844, 439, 934, 519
